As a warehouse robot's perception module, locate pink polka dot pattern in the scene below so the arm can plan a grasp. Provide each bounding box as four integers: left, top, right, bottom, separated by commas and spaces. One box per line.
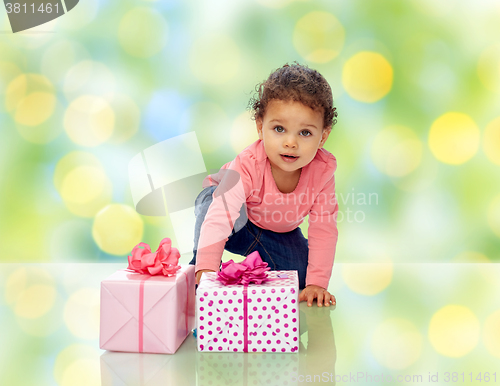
196, 271, 299, 353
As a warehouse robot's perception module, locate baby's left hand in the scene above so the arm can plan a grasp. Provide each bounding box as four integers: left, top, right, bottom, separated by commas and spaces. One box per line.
299, 285, 336, 307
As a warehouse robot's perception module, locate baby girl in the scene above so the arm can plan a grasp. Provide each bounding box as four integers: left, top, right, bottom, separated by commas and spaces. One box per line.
190, 63, 339, 307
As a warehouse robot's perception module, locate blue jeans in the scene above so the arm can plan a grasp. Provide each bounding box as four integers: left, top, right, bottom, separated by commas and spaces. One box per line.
189, 186, 309, 289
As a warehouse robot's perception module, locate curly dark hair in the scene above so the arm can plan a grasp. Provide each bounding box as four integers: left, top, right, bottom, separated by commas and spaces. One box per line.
248, 62, 338, 129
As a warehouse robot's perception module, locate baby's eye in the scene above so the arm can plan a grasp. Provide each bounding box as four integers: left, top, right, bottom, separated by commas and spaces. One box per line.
300, 130, 312, 137
274, 126, 285, 133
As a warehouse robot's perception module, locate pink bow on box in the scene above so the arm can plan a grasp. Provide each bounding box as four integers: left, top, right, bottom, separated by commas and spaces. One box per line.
217, 251, 271, 285
127, 238, 181, 276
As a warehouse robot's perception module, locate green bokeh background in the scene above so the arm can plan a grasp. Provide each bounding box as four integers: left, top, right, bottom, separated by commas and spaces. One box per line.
2, 0, 500, 265
1, 1, 500, 385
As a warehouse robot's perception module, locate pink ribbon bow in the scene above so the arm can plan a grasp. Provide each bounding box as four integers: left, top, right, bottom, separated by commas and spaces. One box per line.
217, 251, 271, 285
127, 238, 181, 276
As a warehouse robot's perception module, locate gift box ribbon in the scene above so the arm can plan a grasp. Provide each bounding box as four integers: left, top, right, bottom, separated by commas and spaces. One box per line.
216, 250, 271, 286
217, 251, 286, 353
127, 238, 181, 276
135, 271, 190, 353
138, 276, 150, 352
243, 284, 249, 352
127, 238, 190, 353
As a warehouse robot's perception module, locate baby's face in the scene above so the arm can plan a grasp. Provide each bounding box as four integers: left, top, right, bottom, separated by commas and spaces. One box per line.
256, 99, 331, 177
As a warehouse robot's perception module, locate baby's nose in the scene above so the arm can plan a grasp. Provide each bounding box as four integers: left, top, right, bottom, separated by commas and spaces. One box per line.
284, 135, 298, 147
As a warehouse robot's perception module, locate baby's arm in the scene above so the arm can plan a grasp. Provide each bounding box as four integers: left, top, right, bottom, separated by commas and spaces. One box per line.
195, 269, 214, 284
195, 158, 251, 279
302, 173, 339, 305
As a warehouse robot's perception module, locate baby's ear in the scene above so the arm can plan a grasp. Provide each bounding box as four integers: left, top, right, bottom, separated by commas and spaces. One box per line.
319, 126, 332, 148
256, 119, 263, 139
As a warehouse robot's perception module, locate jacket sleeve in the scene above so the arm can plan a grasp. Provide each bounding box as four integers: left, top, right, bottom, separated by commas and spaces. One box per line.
306, 173, 339, 289
195, 155, 253, 273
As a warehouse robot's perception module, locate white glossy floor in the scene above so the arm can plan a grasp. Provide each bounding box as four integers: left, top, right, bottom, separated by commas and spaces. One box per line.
1, 263, 500, 385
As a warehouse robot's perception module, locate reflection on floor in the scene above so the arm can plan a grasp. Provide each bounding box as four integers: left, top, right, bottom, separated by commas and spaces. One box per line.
1, 263, 500, 386
100, 303, 336, 386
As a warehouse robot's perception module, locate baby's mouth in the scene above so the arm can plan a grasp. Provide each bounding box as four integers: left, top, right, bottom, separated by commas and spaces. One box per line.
280, 154, 299, 162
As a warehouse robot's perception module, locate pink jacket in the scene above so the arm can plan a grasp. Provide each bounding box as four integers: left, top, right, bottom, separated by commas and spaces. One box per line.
195, 139, 338, 289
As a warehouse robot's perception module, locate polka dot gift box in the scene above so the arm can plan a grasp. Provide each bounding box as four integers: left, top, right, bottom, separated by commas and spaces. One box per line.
196, 252, 299, 353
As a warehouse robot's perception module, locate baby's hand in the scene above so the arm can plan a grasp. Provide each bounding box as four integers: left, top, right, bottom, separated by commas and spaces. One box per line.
196, 269, 215, 284
299, 285, 336, 307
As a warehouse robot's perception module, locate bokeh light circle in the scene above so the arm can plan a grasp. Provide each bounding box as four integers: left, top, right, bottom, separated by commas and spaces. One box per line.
118, 7, 168, 58
16, 300, 64, 337
483, 116, 500, 165
371, 318, 423, 370
341, 262, 393, 295
41, 40, 91, 86
230, 111, 259, 154
54, 344, 101, 386
14, 285, 56, 319
63, 60, 115, 100
342, 52, 393, 102
14, 92, 56, 126
391, 148, 439, 192
107, 94, 141, 143
293, 11, 345, 63
54, 152, 113, 218
61, 166, 108, 205
4, 269, 27, 306
64, 95, 115, 146
487, 195, 500, 238
0, 61, 22, 113
189, 34, 240, 85
64, 288, 100, 340
144, 90, 190, 140
483, 310, 500, 358
92, 204, 144, 255
371, 125, 423, 177
5, 74, 52, 113
428, 112, 480, 165
5, 269, 62, 338
5, 74, 57, 136
4, 267, 54, 306
428, 305, 480, 357
54, 152, 102, 191
15, 100, 64, 145
61, 358, 101, 386
477, 44, 500, 93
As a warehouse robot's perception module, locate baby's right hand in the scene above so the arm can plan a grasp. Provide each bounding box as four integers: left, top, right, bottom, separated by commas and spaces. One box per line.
196, 269, 215, 284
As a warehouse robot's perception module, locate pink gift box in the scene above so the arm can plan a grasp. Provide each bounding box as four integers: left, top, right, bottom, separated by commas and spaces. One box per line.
100, 265, 195, 354
196, 270, 299, 353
